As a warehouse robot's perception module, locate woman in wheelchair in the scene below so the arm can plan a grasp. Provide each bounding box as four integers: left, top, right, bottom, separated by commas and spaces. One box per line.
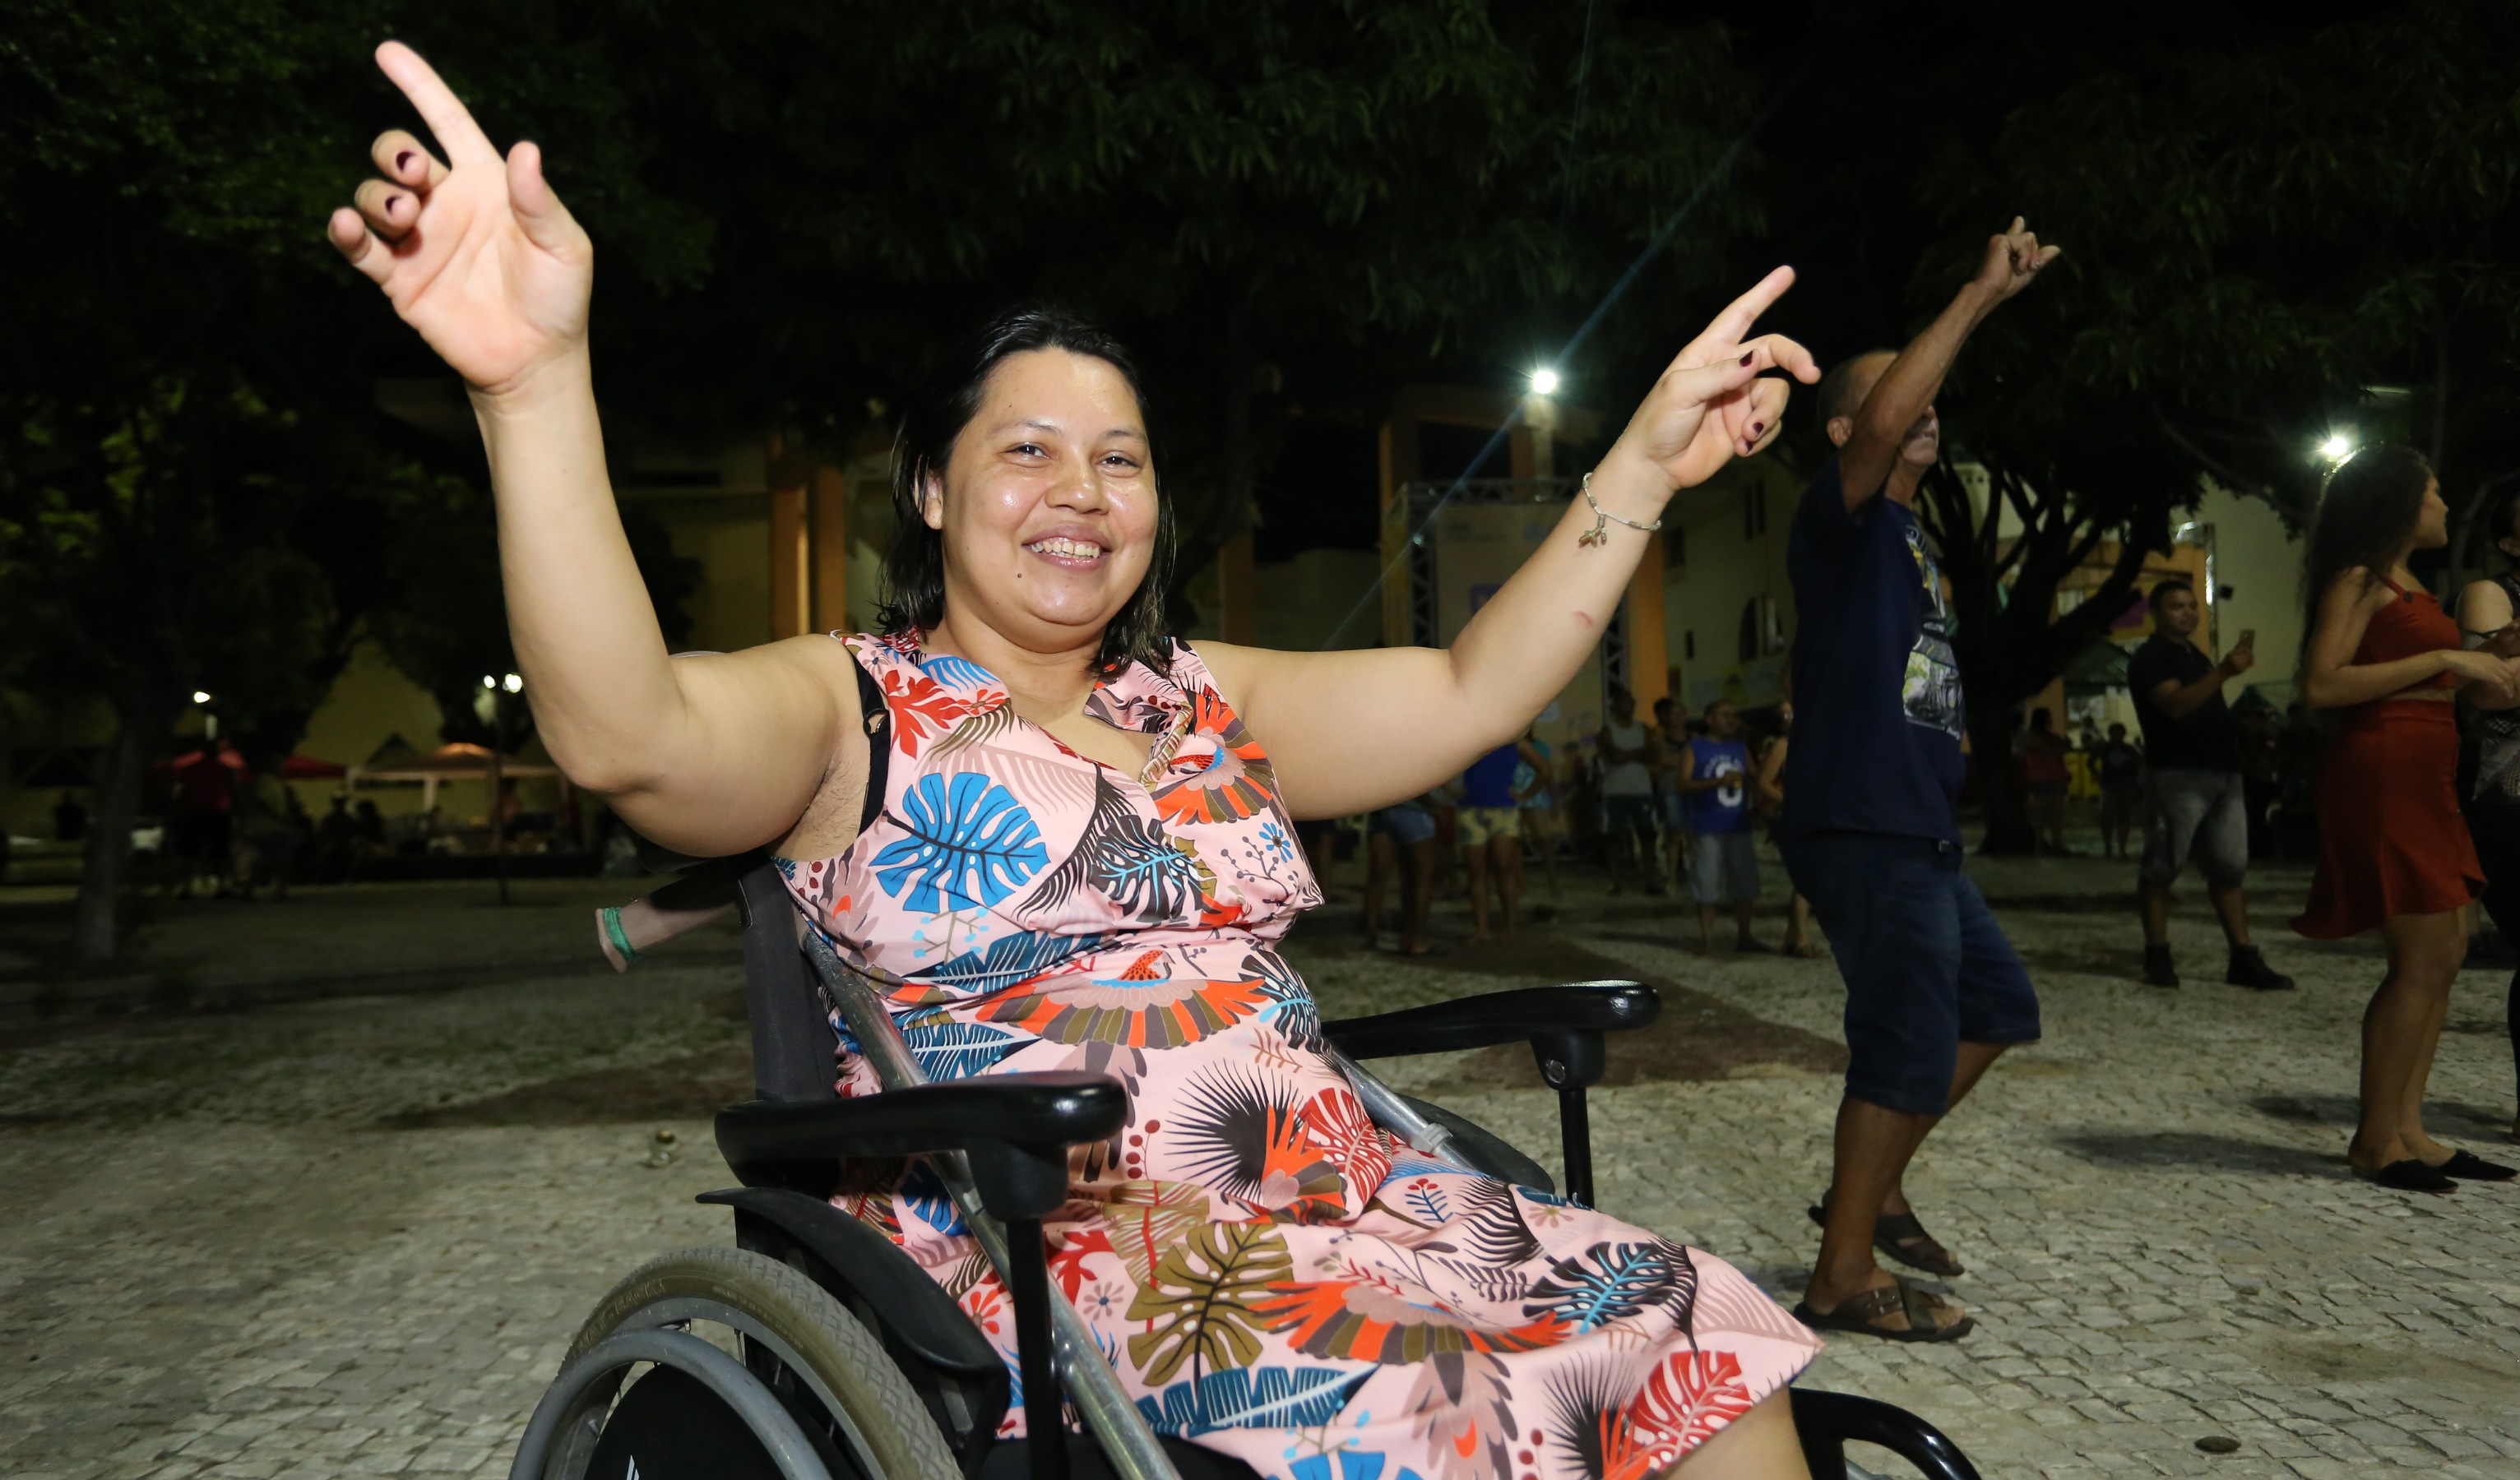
331, 43, 1841, 1480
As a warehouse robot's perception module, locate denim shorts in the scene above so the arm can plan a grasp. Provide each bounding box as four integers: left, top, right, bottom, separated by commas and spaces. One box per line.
1370, 804, 1437, 848
1689, 832, 1760, 904
1782, 830, 2042, 1116
2139, 768, 2248, 888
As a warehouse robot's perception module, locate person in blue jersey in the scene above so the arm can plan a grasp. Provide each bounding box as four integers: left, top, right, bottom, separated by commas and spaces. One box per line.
1458, 736, 1547, 941
1675, 699, 1764, 951
1781, 217, 2059, 1342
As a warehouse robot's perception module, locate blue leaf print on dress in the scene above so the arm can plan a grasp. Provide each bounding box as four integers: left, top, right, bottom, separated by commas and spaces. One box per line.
919, 653, 1000, 691
901, 1018, 1025, 1079
901, 1160, 967, 1236
1133, 1366, 1369, 1436
926, 929, 1112, 996
874, 773, 1049, 913
1287, 1454, 1420, 1480
1522, 1241, 1688, 1331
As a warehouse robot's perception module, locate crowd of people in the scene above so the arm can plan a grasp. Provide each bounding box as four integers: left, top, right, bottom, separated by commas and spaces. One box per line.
1346, 687, 1823, 959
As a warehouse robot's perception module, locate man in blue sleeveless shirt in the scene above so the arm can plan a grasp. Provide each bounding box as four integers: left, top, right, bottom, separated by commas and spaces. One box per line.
1675, 698, 1763, 951
1782, 218, 2058, 1342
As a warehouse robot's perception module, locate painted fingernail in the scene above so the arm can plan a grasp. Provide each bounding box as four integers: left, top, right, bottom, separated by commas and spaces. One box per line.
1752, 422, 1766, 435
1739, 352, 1754, 365
396, 150, 415, 173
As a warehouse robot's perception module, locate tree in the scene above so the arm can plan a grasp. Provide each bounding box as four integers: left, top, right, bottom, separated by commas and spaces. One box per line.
1985, 1, 2520, 560
563, 0, 1763, 615
1878, 0, 2520, 850
0, 0, 707, 958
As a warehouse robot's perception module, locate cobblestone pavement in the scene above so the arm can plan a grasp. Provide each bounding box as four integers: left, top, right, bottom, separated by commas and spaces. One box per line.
2, 857, 2516, 1478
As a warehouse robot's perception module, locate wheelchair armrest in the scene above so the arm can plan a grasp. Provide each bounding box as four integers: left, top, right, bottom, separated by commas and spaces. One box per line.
716, 1071, 1128, 1221
1790, 1389, 1981, 1480
1323, 981, 1657, 1076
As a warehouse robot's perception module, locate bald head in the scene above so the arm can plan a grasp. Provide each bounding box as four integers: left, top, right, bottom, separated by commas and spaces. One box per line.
1818, 350, 1897, 439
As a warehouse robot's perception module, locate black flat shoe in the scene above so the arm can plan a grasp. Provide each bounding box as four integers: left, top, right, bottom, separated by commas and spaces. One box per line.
2433, 1149, 2517, 1182
2364, 1159, 2457, 1194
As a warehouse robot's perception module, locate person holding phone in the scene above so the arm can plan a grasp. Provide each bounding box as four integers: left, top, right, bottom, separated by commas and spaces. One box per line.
2128, 580, 2295, 990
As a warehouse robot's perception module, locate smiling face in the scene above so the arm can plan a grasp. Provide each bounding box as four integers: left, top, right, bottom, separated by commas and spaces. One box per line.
922, 348, 1160, 654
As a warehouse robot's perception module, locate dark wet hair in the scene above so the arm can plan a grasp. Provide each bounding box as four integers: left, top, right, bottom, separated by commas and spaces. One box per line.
2147, 576, 2193, 611
878, 304, 1174, 678
2300, 445, 2434, 653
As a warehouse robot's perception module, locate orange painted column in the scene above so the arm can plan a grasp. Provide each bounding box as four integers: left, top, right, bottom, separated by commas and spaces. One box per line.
811, 462, 850, 635
767, 436, 811, 640
1625, 531, 1669, 710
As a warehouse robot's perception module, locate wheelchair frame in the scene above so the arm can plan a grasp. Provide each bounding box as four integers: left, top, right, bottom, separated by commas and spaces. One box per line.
515, 856, 1981, 1480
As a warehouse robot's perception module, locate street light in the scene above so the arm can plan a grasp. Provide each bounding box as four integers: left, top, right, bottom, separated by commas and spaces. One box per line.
481, 674, 498, 690
191, 691, 211, 704
2319, 431, 2354, 460
502, 673, 524, 694
1529, 368, 1559, 396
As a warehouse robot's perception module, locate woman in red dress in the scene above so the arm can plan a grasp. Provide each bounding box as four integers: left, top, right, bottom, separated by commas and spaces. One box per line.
2296, 446, 2520, 1192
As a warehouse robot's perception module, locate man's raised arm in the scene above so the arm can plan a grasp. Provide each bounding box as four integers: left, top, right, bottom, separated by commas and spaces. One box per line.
1835, 217, 2060, 511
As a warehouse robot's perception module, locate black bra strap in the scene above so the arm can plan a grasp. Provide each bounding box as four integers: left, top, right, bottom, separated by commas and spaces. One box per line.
854, 661, 890, 836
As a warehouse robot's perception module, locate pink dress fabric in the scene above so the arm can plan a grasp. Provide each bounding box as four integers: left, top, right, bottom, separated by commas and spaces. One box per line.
782, 633, 1818, 1480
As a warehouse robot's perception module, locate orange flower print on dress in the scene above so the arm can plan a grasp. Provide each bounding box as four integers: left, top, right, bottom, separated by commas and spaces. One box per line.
1151, 688, 1279, 825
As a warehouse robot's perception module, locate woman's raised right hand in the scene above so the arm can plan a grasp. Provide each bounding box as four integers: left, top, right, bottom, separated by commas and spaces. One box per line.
327, 42, 591, 397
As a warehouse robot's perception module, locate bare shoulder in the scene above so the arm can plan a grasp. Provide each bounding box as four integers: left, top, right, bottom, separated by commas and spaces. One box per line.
1184, 638, 1272, 709
2322, 567, 2392, 614
2459, 576, 2515, 628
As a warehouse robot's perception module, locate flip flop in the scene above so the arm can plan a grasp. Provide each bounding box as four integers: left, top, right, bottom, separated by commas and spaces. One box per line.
2432, 1149, 2515, 1182
2362, 1159, 2456, 1194
1792, 1275, 1973, 1343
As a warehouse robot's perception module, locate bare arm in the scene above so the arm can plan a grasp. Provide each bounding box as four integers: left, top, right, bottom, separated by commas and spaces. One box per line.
2299, 570, 2511, 709
1200, 274, 1818, 818
2458, 579, 2520, 711
2148, 645, 2253, 720
1838, 218, 2060, 511
1754, 737, 1787, 807
328, 45, 859, 858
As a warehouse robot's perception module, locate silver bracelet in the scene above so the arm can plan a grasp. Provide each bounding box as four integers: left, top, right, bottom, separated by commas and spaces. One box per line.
1577, 470, 1663, 546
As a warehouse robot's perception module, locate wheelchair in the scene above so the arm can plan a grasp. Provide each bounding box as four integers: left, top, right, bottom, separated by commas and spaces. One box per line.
523, 853, 1981, 1480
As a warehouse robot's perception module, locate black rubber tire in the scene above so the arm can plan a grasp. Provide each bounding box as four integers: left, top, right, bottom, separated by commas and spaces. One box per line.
569, 1245, 961, 1480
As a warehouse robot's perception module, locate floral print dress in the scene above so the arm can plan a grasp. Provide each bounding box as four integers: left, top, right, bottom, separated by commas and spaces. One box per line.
781, 635, 1818, 1480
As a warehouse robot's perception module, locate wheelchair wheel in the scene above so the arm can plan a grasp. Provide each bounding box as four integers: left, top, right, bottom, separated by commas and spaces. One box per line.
542, 1245, 963, 1480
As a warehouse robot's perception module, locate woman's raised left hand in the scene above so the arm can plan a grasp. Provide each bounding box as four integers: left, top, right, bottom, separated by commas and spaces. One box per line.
1610, 266, 1819, 492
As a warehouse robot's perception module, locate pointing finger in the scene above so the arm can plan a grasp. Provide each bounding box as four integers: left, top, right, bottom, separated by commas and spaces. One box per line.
375, 40, 500, 167
1691, 265, 1798, 354
370, 129, 448, 189
1741, 332, 1821, 385
327, 207, 392, 284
